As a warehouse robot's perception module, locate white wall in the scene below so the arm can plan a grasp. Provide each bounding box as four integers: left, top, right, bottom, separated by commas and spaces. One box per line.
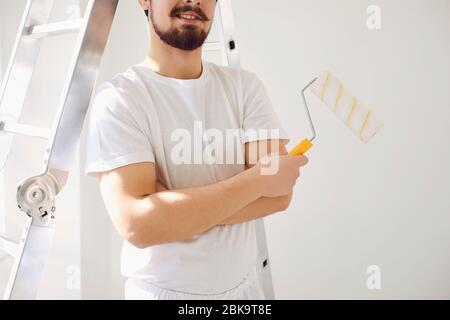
232, 0, 450, 299
2, 0, 450, 300
79, 0, 450, 300
0, 1, 4, 235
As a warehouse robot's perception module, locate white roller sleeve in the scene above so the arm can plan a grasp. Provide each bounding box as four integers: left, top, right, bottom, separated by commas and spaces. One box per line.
310, 71, 383, 143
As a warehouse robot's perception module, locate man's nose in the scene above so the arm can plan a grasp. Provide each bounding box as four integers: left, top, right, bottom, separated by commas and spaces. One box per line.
182, 0, 201, 6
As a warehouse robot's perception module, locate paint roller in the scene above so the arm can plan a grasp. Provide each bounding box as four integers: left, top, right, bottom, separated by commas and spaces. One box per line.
288, 71, 383, 156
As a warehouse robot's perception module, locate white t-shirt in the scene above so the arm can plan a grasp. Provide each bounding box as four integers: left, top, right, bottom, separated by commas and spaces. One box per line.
84, 57, 290, 294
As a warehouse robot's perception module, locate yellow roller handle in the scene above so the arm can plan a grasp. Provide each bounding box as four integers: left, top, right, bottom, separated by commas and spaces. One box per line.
288, 138, 313, 156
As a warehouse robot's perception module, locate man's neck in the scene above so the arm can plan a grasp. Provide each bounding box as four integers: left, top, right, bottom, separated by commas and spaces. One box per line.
147, 33, 203, 80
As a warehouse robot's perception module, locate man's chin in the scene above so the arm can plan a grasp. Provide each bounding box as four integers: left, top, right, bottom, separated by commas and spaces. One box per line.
154, 25, 208, 51
179, 25, 200, 32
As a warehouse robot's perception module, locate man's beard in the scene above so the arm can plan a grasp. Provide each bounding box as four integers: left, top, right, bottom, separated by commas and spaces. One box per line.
150, 12, 210, 51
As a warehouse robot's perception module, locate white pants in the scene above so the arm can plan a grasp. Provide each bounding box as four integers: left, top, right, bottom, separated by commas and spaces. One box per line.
124, 268, 266, 300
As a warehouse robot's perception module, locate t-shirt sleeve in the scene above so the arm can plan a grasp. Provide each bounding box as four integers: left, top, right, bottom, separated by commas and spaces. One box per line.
241, 71, 291, 145
84, 83, 155, 178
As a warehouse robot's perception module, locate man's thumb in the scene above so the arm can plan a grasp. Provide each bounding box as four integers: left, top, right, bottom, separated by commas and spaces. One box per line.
295, 155, 309, 166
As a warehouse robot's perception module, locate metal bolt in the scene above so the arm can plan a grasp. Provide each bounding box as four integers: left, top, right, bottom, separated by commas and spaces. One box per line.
229, 40, 236, 51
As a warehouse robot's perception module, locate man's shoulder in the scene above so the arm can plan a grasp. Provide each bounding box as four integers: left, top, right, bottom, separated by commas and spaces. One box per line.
205, 61, 258, 84
94, 64, 146, 102
90, 66, 145, 118
110, 65, 143, 91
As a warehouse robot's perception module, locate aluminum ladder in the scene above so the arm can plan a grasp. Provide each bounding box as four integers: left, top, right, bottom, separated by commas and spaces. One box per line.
0, 0, 275, 299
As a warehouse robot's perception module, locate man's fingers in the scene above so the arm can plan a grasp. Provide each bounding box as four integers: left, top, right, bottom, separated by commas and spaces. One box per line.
260, 153, 309, 168
293, 155, 309, 166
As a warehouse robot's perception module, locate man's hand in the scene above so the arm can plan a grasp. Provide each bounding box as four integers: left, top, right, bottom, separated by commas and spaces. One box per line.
253, 153, 309, 198
218, 140, 309, 226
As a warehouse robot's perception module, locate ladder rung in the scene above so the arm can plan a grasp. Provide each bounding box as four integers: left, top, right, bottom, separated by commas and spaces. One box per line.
203, 41, 223, 52
0, 121, 51, 139
25, 19, 83, 39
0, 235, 19, 258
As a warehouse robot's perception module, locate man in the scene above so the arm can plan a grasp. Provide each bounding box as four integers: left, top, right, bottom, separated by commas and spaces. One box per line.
84, 0, 308, 300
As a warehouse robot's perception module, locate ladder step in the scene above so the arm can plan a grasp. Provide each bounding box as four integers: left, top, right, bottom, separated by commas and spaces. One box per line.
25, 19, 83, 39
0, 235, 19, 258
0, 120, 51, 140
203, 41, 223, 52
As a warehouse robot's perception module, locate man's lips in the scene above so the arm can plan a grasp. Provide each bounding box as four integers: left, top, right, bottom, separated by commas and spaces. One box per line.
175, 15, 203, 24
178, 11, 202, 20
173, 9, 208, 23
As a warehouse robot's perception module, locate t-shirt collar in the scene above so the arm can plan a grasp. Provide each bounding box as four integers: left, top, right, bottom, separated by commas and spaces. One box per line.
138, 56, 209, 88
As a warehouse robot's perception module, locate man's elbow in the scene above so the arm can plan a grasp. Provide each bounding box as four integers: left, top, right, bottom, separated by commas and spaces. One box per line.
119, 213, 164, 249
279, 191, 293, 212
124, 228, 153, 249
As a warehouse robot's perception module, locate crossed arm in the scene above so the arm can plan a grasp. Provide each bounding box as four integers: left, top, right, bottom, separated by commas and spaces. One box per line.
209, 140, 291, 225
98, 139, 291, 248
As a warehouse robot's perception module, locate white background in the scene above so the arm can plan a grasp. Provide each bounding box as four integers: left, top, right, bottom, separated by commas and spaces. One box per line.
1, 0, 449, 299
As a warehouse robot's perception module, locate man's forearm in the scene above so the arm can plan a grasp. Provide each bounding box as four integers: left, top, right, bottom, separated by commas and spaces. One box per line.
128, 167, 264, 247
156, 181, 291, 226
219, 193, 292, 225
217, 142, 292, 226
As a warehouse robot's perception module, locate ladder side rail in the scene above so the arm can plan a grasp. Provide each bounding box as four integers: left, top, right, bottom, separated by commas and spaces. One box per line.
4, 0, 119, 300
217, 0, 275, 299
44, 0, 119, 187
